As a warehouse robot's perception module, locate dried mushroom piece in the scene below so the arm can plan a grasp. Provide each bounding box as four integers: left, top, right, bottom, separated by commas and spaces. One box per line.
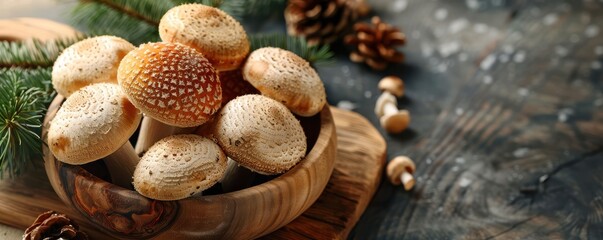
133, 134, 227, 201
159, 4, 250, 71
52, 36, 134, 97
212, 94, 307, 175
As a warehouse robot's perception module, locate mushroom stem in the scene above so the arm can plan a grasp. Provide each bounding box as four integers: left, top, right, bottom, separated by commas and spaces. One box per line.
135, 117, 195, 155
400, 171, 415, 191
104, 141, 139, 189
220, 159, 256, 193
383, 102, 399, 116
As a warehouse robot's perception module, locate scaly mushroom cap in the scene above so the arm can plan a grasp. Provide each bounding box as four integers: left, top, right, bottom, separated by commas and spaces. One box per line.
118, 42, 221, 127
219, 69, 259, 106
133, 134, 227, 201
159, 4, 250, 71
243, 47, 326, 117
52, 36, 135, 97
48, 83, 141, 165
213, 95, 307, 174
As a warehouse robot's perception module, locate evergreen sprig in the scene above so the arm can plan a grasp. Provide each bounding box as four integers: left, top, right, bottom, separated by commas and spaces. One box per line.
0, 37, 84, 69
0, 69, 50, 178
250, 34, 334, 66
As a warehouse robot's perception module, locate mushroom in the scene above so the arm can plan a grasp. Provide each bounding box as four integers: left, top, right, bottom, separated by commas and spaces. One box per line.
47, 83, 141, 188
212, 94, 307, 175
375, 92, 410, 134
378, 76, 405, 97
159, 4, 249, 71
133, 134, 227, 201
52, 36, 134, 97
220, 158, 257, 193
386, 156, 416, 191
117, 42, 222, 155
218, 69, 259, 106
242, 47, 326, 117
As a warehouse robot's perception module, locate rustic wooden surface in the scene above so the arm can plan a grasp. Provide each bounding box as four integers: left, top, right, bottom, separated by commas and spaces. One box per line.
330, 0, 603, 239
0, 106, 384, 239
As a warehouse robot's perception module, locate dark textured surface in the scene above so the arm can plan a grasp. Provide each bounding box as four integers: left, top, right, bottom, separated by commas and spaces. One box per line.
326, 0, 603, 239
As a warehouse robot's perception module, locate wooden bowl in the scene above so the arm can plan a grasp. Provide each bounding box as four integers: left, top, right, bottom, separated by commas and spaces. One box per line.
43, 95, 337, 239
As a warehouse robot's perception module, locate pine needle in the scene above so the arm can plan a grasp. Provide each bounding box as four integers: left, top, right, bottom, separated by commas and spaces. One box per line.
0, 69, 49, 178
250, 34, 335, 66
0, 37, 84, 69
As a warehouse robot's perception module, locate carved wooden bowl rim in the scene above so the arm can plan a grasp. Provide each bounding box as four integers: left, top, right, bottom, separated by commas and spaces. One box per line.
42, 95, 337, 239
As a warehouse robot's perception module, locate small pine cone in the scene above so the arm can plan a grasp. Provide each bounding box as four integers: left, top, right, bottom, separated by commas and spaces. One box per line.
219, 69, 259, 106
285, 0, 361, 46
344, 16, 406, 70
23, 211, 88, 240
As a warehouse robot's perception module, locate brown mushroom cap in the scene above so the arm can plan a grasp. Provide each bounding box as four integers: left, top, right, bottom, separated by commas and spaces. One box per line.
378, 76, 405, 97
219, 69, 259, 106
159, 4, 250, 71
48, 83, 141, 165
242, 47, 326, 117
380, 110, 410, 134
133, 134, 227, 201
213, 94, 307, 174
118, 42, 221, 127
386, 156, 416, 186
52, 36, 134, 97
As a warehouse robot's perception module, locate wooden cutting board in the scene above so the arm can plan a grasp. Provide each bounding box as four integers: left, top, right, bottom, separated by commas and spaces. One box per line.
0, 18, 387, 239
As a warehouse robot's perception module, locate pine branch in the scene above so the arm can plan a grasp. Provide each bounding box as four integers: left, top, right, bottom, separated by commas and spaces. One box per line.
0, 69, 50, 179
71, 1, 167, 44
250, 34, 335, 66
219, 0, 286, 19
0, 37, 84, 69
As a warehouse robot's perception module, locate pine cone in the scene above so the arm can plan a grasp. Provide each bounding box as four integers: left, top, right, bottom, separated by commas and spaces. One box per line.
285, 0, 367, 46
344, 16, 406, 70
23, 211, 88, 240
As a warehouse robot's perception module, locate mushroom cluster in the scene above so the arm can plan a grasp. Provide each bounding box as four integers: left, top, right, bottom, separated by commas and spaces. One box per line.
48, 4, 327, 201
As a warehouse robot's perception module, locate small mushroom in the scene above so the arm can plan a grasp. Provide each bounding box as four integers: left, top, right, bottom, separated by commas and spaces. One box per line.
117, 42, 222, 155
159, 4, 249, 71
242, 47, 326, 117
386, 156, 416, 191
48, 83, 141, 188
378, 76, 405, 97
133, 134, 227, 201
212, 94, 307, 175
52, 36, 134, 97
375, 92, 410, 134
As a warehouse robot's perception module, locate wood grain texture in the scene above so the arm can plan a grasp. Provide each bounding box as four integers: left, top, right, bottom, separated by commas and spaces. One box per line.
43, 96, 338, 239
0, 106, 383, 239
332, 0, 603, 239
0, 18, 79, 41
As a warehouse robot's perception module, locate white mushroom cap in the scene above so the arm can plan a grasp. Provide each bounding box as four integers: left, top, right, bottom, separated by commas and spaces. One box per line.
118, 42, 222, 127
375, 91, 397, 117
48, 83, 142, 165
52, 36, 134, 97
378, 76, 404, 97
212, 94, 307, 174
159, 4, 250, 71
242, 47, 326, 117
133, 134, 227, 201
